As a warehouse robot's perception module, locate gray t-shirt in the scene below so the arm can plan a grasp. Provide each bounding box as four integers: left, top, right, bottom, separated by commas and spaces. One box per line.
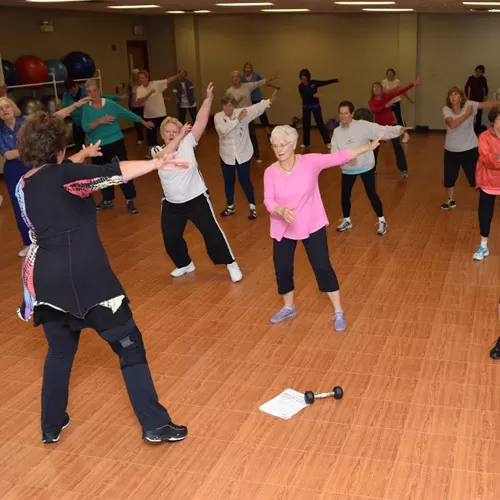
443, 101, 479, 152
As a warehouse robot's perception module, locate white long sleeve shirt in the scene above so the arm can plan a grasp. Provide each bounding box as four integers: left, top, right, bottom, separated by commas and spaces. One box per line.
214, 100, 271, 165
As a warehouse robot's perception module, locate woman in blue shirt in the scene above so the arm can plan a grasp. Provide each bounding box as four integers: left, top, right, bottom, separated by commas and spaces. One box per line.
0, 95, 89, 257
82, 79, 154, 214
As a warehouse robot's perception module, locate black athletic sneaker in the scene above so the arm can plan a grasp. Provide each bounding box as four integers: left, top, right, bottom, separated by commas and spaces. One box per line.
490, 338, 500, 360
441, 200, 456, 210
42, 413, 70, 444
143, 422, 188, 443
126, 200, 139, 215
96, 200, 113, 211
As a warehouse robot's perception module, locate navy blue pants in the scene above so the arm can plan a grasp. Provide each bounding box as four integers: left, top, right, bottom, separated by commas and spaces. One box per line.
220, 159, 255, 206
4, 159, 31, 246
41, 319, 171, 435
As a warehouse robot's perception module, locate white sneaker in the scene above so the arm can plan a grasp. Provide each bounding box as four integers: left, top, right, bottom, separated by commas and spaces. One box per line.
326, 144, 331, 150
18, 246, 29, 258
473, 246, 489, 261
336, 219, 353, 232
171, 262, 195, 277
401, 132, 410, 144
377, 220, 387, 236
227, 261, 243, 282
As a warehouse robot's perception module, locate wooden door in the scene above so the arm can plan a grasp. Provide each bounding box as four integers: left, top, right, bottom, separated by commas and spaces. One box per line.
126, 41, 149, 76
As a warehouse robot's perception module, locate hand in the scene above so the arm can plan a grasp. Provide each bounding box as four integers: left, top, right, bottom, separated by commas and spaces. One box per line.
143, 120, 154, 129
75, 96, 91, 108
368, 133, 385, 151
81, 140, 102, 158
414, 76, 422, 87
101, 115, 115, 124
156, 152, 190, 171
313, 93, 320, 98
181, 123, 192, 137
0, 84, 7, 97
276, 207, 295, 224
401, 127, 410, 135
206, 82, 214, 100
270, 88, 279, 103
238, 109, 248, 121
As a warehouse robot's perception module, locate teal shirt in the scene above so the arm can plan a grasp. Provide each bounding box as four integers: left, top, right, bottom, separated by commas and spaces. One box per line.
62, 87, 121, 126
82, 99, 142, 146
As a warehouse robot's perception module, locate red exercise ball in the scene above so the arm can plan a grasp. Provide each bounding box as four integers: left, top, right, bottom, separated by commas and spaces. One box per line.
15, 55, 48, 85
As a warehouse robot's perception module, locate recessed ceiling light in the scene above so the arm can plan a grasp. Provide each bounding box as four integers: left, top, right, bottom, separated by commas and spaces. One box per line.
261, 8, 310, 12
167, 10, 185, 13
194, 9, 211, 12
216, 2, 274, 6
335, 1, 396, 4
108, 4, 160, 8
463, 2, 500, 5
26, 0, 91, 3
363, 7, 414, 11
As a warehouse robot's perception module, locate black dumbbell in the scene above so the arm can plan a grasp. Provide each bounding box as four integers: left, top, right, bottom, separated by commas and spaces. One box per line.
304, 386, 343, 405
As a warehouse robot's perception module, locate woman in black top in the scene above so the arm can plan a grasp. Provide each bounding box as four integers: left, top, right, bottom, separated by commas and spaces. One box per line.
298, 68, 340, 148
16, 111, 190, 445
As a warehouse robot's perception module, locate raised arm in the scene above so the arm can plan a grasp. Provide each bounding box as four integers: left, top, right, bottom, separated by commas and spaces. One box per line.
54, 97, 91, 119
312, 134, 384, 172
479, 133, 500, 169
245, 89, 278, 122
385, 82, 416, 101
478, 99, 500, 110
166, 72, 182, 85
315, 78, 340, 89
191, 82, 214, 143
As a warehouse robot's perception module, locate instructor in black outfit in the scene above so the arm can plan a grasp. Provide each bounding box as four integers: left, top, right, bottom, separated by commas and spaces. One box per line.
298, 69, 340, 148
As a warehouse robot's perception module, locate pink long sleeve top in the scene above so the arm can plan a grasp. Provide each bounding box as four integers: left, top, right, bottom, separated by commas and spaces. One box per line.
264, 151, 351, 241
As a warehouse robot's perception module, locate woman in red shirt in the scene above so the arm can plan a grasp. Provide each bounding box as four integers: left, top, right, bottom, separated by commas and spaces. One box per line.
473, 107, 500, 262
369, 76, 421, 178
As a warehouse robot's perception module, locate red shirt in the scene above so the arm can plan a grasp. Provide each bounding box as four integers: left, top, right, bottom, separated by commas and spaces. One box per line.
368, 83, 415, 125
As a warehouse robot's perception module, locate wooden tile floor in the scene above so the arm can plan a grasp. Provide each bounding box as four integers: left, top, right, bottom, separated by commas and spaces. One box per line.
1, 128, 500, 499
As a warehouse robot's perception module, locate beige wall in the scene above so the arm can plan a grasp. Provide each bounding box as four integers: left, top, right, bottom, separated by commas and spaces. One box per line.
417, 14, 500, 129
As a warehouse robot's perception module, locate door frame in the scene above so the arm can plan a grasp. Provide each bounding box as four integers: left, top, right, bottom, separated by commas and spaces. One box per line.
126, 40, 150, 74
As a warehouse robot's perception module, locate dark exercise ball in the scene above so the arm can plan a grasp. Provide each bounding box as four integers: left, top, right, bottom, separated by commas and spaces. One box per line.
41, 95, 58, 114
62, 51, 95, 80
2, 60, 18, 86
17, 96, 45, 116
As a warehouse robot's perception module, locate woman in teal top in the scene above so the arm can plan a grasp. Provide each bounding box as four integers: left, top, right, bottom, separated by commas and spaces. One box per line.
82, 79, 153, 214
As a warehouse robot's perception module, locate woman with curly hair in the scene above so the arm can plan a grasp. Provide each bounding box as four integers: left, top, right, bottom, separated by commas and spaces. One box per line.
441, 86, 500, 210
16, 111, 189, 445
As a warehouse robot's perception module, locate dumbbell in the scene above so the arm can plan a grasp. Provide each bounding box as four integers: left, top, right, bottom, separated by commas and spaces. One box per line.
304, 386, 344, 405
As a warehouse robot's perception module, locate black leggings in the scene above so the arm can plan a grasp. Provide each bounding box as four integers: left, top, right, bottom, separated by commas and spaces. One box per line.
341, 169, 383, 218
249, 121, 260, 159
302, 106, 330, 146
273, 226, 339, 295
178, 107, 198, 123
444, 148, 478, 188
391, 101, 406, 127
42, 319, 171, 435
92, 139, 136, 201
475, 108, 483, 134
146, 116, 166, 147
161, 192, 235, 269
479, 188, 496, 238
373, 137, 407, 173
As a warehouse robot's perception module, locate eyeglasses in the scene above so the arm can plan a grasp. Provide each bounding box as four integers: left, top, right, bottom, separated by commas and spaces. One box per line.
271, 142, 292, 150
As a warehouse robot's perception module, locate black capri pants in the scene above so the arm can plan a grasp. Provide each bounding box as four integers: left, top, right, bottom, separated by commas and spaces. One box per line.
273, 226, 339, 295
444, 147, 478, 188
479, 188, 497, 238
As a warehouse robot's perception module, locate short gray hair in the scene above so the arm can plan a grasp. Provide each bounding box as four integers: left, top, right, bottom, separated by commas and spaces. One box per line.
271, 125, 299, 146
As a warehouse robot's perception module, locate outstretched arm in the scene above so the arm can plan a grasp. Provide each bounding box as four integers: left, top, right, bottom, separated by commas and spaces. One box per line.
478, 99, 500, 110
316, 78, 340, 89
191, 82, 214, 143
54, 97, 91, 119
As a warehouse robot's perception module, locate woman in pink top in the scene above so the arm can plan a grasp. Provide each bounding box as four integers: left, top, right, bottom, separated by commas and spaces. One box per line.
264, 125, 383, 331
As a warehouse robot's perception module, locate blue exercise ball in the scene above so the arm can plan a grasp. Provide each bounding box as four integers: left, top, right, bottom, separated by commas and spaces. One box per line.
2, 60, 18, 86
45, 59, 68, 82
62, 51, 95, 80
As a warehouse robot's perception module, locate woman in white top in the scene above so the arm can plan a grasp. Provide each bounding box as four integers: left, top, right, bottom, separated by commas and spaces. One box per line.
136, 69, 181, 147
152, 83, 242, 283
214, 90, 278, 220
441, 86, 500, 210
381, 68, 412, 143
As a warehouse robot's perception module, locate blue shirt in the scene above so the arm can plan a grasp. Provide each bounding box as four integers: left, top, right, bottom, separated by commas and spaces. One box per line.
240, 73, 263, 103
0, 116, 26, 154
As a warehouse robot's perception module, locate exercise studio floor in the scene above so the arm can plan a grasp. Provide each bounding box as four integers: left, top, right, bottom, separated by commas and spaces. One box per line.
1, 128, 499, 500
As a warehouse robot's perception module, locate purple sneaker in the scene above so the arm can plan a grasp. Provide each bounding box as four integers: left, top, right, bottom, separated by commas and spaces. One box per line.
270, 306, 297, 324
334, 312, 347, 332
